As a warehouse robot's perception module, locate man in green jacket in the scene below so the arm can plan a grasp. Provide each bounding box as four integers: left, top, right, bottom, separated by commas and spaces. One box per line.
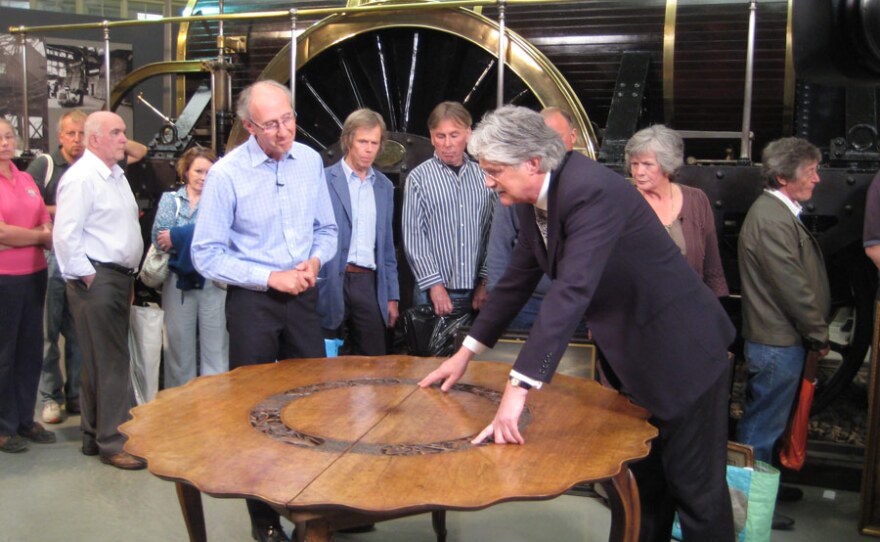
736, 137, 830, 529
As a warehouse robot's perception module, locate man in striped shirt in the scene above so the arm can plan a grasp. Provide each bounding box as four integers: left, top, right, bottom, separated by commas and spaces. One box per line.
402, 101, 495, 316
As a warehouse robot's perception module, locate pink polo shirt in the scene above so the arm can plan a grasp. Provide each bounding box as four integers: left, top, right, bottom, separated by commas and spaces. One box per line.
0, 161, 51, 275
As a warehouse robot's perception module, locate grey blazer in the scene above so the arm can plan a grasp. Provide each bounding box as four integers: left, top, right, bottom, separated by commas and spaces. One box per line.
738, 191, 830, 348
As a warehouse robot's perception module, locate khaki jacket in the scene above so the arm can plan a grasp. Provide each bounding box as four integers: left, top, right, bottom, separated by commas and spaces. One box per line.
738, 192, 830, 347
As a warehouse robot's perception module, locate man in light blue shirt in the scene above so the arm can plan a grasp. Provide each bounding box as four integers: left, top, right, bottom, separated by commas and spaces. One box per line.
191, 80, 336, 542
317, 109, 399, 356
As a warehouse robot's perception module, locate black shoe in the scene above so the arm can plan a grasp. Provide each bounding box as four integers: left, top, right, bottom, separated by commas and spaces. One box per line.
777, 484, 804, 502
82, 439, 99, 456
0, 435, 29, 453
772, 512, 795, 530
65, 401, 81, 415
251, 524, 290, 542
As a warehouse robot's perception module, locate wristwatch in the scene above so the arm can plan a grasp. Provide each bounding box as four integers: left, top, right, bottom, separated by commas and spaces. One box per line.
508, 376, 533, 390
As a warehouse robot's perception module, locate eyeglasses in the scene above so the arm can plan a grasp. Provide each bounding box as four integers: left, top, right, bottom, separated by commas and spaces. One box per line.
481, 165, 510, 182
249, 113, 296, 134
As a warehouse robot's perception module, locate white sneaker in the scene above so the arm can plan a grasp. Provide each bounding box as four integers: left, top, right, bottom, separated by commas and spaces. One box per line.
42, 401, 62, 424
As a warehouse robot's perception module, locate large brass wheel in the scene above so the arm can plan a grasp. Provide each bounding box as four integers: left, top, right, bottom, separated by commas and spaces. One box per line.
224, 7, 597, 158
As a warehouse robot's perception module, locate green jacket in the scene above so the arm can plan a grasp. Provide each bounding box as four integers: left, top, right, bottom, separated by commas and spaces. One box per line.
738, 192, 830, 347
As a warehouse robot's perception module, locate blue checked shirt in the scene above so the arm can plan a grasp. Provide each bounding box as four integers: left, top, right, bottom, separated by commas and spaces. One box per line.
402, 153, 495, 291
341, 159, 377, 269
191, 137, 337, 290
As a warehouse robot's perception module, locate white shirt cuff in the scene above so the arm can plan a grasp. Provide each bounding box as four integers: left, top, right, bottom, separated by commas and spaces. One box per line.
462, 335, 488, 355
510, 370, 544, 390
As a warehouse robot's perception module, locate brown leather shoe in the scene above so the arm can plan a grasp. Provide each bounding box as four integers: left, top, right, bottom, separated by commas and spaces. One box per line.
100, 451, 146, 470
18, 422, 56, 444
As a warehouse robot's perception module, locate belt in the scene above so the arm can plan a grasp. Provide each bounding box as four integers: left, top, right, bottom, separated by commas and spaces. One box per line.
90, 260, 137, 276
345, 264, 374, 274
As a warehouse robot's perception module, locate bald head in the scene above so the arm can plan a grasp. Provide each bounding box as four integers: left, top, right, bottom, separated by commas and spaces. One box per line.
540, 107, 577, 151
85, 111, 128, 168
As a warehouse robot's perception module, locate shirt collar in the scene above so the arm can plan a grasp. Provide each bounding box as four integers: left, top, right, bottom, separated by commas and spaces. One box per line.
534, 172, 552, 211
341, 157, 375, 186
432, 152, 472, 174
766, 188, 802, 217
81, 149, 121, 181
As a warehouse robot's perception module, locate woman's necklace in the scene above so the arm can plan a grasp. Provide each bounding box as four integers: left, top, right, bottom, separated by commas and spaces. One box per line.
664, 183, 676, 230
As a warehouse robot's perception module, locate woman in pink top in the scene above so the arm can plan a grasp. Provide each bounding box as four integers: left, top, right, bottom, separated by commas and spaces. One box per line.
0, 118, 56, 453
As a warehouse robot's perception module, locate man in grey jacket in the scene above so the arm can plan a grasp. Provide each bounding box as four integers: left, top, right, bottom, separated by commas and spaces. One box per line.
737, 137, 830, 528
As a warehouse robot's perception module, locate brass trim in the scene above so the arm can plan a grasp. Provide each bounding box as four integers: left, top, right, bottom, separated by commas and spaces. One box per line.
663, 0, 677, 123
230, 7, 597, 156
8, 0, 594, 34
782, 0, 795, 135
109, 60, 209, 110
176, 0, 200, 116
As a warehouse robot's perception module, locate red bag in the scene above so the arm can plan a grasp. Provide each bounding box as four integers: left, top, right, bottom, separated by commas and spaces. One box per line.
779, 350, 821, 471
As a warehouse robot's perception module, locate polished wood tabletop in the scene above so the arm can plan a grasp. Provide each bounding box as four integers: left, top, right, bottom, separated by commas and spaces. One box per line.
121, 355, 657, 542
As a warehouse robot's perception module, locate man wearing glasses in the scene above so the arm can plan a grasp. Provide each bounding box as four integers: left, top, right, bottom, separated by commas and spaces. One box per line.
191, 80, 337, 542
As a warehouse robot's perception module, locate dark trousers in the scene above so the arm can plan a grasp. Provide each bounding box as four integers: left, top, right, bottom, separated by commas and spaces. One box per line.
0, 270, 47, 435
226, 286, 324, 529
324, 270, 387, 356
630, 362, 734, 542
66, 267, 135, 456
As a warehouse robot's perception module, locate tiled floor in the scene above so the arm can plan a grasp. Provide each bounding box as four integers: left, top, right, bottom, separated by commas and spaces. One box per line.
0, 410, 870, 542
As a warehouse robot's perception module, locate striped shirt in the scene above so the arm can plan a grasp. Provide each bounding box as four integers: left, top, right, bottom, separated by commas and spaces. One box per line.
402, 153, 495, 291
191, 136, 337, 291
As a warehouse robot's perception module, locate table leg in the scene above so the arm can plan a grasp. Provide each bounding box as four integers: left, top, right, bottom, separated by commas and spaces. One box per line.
299, 519, 332, 542
432, 510, 447, 542
600, 466, 641, 542
175, 482, 207, 542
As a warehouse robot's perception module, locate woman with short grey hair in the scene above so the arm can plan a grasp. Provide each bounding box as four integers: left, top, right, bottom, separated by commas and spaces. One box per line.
625, 125, 728, 296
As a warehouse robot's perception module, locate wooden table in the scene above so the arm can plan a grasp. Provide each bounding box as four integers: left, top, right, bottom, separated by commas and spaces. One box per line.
121, 355, 657, 542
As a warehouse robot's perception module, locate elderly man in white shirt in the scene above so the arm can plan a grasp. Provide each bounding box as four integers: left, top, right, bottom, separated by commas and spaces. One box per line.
53, 111, 145, 471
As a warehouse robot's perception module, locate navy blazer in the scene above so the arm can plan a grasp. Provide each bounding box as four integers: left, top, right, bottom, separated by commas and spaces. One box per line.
317, 160, 400, 329
469, 152, 735, 420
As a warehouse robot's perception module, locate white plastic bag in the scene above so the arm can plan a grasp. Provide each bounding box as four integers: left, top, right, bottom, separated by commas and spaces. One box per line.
129, 304, 163, 404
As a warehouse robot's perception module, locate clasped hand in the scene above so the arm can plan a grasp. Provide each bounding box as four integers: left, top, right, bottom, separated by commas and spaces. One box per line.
267, 257, 320, 295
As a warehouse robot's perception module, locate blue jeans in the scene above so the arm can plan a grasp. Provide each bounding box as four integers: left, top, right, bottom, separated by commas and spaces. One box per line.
38, 251, 82, 407
735, 341, 804, 463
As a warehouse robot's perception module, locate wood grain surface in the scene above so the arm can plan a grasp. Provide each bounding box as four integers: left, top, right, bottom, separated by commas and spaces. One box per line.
121, 355, 656, 515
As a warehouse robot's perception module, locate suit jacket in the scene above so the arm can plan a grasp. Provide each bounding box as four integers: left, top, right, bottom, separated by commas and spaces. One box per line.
317, 160, 400, 329
469, 152, 735, 420
738, 191, 830, 347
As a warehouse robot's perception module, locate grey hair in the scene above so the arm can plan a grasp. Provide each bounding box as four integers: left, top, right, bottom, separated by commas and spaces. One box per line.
624, 125, 684, 179
236, 80, 293, 122
761, 137, 822, 189
468, 106, 566, 171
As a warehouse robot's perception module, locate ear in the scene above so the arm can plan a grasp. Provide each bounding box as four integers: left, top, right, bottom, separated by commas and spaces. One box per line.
242, 119, 257, 137
775, 175, 788, 187
526, 156, 542, 173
